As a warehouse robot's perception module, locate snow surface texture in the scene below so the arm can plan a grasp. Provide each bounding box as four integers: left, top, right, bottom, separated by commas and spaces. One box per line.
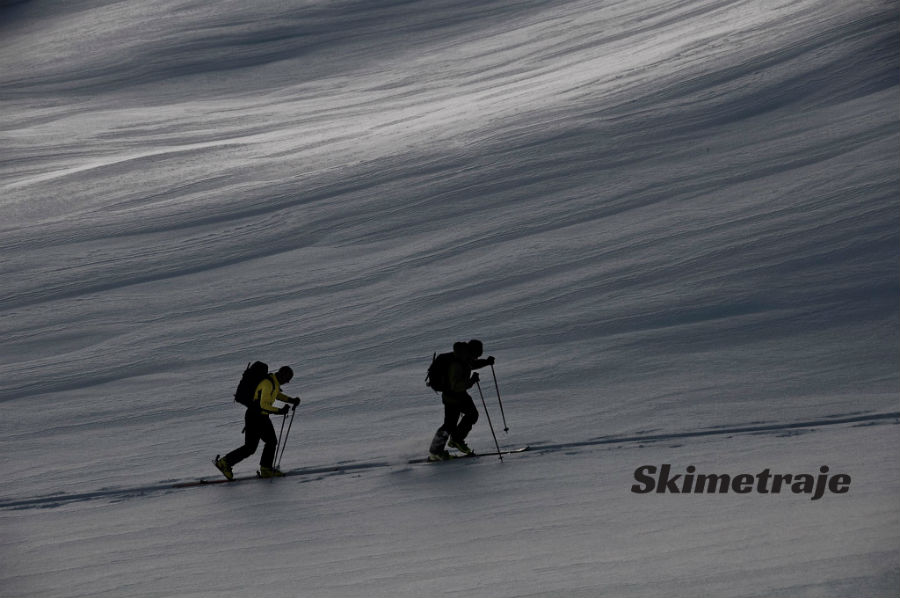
1, 0, 898, 596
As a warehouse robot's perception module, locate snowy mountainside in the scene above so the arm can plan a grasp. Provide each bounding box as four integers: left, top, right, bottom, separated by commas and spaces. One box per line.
1, 0, 898, 596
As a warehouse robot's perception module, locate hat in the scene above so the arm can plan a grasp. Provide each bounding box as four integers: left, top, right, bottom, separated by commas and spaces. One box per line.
277, 366, 294, 383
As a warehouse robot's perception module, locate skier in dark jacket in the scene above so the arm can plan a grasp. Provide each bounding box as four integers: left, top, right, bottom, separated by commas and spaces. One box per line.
216, 365, 300, 479
427, 339, 495, 461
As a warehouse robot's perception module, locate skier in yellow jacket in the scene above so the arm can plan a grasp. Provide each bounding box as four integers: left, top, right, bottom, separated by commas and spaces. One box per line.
216, 366, 300, 479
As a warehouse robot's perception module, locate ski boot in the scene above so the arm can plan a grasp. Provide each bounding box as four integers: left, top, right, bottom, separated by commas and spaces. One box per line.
426, 429, 456, 461
258, 466, 285, 478
214, 455, 234, 481
448, 437, 475, 456
427, 450, 452, 462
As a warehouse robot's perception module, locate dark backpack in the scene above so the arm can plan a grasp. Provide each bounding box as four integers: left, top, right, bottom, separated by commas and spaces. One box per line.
234, 361, 269, 407
425, 352, 456, 392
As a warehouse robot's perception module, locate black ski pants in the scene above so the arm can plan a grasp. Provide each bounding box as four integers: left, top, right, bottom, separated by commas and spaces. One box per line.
223, 408, 278, 469
438, 391, 479, 441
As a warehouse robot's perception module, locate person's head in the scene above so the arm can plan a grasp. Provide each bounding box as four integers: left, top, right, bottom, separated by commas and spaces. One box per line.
276, 366, 294, 384
467, 339, 484, 358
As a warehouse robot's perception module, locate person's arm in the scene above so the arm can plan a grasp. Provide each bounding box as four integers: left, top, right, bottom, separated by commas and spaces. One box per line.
471, 356, 495, 369
256, 378, 283, 414
276, 390, 300, 407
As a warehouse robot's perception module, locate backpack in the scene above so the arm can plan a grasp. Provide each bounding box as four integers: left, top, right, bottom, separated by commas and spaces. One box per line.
234, 361, 269, 407
425, 352, 456, 392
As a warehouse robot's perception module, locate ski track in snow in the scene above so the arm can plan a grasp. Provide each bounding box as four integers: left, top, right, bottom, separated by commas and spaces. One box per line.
1, 411, 897, 512
0, 0, 898, 596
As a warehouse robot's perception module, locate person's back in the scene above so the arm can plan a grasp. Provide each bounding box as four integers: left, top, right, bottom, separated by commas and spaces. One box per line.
446, 344, 473, 394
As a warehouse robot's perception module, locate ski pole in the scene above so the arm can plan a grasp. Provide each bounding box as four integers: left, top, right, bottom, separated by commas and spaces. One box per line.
276, 406, 297, 469
274, 410, 288, 466
490, 364, 509, 433
476, 381, 503, 462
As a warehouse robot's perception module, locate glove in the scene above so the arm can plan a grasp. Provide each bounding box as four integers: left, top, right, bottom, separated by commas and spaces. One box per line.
470, 372, 480, 384
486, 356, 495, 366
279, 405, 290, 415
291, 397, 301, 407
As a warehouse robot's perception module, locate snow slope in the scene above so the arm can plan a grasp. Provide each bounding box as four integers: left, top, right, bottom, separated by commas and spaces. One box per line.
1, 0, 897, 596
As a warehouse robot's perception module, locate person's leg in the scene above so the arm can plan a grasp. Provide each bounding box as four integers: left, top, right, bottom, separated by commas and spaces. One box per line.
258, 415, 278, 469
451, 393, 479, 441
223, 409, 262, 466
429, 395, 462, 455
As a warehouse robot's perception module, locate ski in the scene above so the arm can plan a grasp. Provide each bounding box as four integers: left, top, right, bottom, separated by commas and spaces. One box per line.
173, 460, 390, 489
172, 472, 278, 488
174, 448, 530, 487
409, 445, 530, 464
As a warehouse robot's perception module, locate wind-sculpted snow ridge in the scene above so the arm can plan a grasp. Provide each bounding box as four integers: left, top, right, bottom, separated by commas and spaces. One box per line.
1, 0, 896, 409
